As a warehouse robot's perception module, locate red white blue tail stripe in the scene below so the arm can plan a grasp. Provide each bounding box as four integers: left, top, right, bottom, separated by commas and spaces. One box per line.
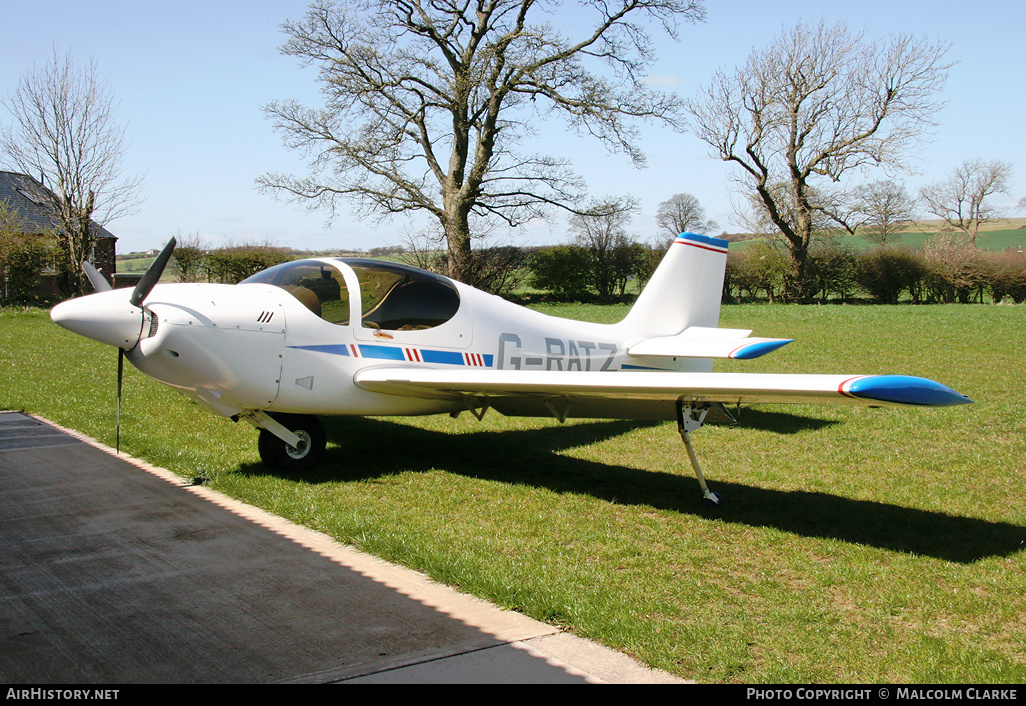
675, 232, 729, 254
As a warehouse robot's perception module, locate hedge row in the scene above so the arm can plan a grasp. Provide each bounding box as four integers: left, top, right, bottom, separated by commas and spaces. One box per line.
169, 244, 294, 284
724, 241, 1026, 304
17, 238, 1017, 306
200, 245, 294, 284
0, 237, 66, 303
528, 243, 656, 302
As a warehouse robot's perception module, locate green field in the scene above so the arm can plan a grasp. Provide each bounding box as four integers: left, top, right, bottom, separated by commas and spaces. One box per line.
2, 303, 1023, 683
114, 256, 157, 272
730, 220, 1026, 253
827, 227, 1025, 253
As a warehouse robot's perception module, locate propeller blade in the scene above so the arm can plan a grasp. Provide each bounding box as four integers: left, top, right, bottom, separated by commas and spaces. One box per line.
130, 237, 177, 308
82, 260, 113, 292
116, 348, 124, 454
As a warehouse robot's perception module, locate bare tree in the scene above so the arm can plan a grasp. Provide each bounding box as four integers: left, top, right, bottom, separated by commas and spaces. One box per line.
569, 196, 638, 301
654, 192, 717, 243
851, 180, 918, 247
734, 182, 841, 239
258, 0, 705, 285
922, 231, 986, 302
685, 20, 951, 302
0, 50, 142, 295
919, 159, 1013, 247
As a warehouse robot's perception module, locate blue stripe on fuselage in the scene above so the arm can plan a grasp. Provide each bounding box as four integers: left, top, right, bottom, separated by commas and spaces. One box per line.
288, 344, 493, 367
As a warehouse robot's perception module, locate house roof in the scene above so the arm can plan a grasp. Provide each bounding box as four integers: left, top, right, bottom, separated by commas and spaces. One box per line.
0, 171, 116, 240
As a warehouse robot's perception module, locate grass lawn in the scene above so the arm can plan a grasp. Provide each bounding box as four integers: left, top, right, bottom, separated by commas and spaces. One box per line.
2, 302, 1023, 683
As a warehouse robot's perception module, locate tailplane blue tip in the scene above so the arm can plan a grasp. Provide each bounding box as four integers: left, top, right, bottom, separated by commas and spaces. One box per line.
731, 339, 793, 360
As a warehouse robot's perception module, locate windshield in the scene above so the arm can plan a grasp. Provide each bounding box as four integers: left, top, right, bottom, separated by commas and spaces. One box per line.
242, 261, 351, 324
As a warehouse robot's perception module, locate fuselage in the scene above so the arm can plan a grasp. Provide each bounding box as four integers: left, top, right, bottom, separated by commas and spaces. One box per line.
53, 258, 708, 422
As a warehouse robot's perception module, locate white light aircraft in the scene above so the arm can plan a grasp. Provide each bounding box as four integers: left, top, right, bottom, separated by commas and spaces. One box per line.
51, 233, 971, 505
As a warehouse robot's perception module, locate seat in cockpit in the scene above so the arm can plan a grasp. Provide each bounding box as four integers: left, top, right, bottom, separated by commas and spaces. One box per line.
363, 277, 460, 330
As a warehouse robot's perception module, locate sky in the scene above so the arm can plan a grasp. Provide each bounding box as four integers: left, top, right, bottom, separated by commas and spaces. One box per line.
1, 0, 1024, 254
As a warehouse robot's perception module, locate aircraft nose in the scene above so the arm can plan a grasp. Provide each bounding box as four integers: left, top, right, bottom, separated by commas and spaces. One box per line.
50, 289, 145, 350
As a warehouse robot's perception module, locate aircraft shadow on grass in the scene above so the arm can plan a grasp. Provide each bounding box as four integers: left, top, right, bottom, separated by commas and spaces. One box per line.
721, 407, 839, 434
239, 416, 1025, 565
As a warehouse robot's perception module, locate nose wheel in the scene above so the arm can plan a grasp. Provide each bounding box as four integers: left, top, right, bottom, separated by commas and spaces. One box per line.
254, 413, 326, 473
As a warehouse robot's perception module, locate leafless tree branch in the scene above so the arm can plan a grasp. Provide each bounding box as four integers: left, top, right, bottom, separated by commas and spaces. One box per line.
685, 19, 951, 301
258, 0, 705, 282
1, 49, 143, 295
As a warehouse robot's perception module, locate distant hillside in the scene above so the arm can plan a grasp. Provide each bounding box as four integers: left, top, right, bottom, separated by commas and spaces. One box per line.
726, 218, 1026, 252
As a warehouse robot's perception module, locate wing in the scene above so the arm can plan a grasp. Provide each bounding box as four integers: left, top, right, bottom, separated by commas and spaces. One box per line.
354, 367, 972, 411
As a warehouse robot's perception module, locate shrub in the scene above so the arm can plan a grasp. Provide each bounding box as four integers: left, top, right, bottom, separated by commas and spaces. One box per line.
170, 233, 208, 283
921, 233, 987, 303
856, 247, 927, 304
612, 241, 653, 298
529, 245, 593, 301
985, 250, 1026, 303
806, 241, 859, 302
1, 237, 57, 303
438, 246, 530, 297
204, 245, 293, 284
725, 242, 788, 302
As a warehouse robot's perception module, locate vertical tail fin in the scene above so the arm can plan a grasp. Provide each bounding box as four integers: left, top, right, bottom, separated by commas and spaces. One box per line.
618, 232, 729, 338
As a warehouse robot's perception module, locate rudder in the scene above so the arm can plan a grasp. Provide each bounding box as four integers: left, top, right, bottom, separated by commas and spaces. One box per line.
618, 232, 728, 339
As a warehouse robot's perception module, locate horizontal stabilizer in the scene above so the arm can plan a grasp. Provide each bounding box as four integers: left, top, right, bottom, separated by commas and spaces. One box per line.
628, 327, 793, 360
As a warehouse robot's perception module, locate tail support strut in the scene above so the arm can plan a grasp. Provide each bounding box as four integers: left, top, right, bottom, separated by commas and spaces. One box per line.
676, 401, 722, 507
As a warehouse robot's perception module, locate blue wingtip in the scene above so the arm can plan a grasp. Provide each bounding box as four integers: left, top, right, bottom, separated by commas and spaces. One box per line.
845, 375, 973, 407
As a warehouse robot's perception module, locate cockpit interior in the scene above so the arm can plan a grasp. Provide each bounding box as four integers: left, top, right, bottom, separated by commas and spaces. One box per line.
243, 259, 461, 331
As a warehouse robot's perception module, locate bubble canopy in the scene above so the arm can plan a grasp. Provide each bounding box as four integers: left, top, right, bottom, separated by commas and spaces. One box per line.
242, 258, 461, 331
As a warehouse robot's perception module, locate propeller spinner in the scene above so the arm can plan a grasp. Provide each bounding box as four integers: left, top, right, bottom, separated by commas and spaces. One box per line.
50, 238, 177, 452
50, 238, 176, 349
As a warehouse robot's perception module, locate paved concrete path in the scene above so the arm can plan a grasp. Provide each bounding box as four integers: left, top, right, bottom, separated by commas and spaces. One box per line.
0, 411, 686, 684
